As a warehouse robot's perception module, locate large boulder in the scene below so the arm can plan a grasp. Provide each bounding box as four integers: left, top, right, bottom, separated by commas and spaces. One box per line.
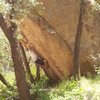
19, 0, 100, 81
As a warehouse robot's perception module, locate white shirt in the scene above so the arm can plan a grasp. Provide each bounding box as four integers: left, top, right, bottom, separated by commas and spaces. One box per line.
28, 50, 38, 62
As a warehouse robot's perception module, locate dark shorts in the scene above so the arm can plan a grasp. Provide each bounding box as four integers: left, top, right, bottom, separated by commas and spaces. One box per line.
35, 58, 44, 65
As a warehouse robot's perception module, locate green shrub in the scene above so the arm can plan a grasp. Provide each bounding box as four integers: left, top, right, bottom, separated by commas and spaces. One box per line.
31, 76, 100, 100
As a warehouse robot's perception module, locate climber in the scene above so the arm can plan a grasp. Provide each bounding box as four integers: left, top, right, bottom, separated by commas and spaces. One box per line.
28, 49, 44, 81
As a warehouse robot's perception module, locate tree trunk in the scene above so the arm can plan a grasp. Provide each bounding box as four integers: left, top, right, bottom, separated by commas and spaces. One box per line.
20, 43, 34, 84
0, 73, 11, 87
0, 14, 31, 100
73, 0, 86, 79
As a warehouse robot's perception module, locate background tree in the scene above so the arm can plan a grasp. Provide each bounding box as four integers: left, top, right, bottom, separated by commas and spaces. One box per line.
0, 0, 37, 99
73, 0, 86, 79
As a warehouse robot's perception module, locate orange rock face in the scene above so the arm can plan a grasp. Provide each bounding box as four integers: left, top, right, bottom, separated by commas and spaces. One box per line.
19, 0, 100, 81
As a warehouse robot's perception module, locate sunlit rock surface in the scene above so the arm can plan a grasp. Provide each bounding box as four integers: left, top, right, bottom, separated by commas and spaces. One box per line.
19, 0, 100, 81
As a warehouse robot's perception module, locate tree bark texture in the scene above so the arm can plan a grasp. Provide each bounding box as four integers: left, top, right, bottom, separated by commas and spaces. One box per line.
0, 14, 31, 100
0, 73, 10, 87
73, 0, 86, 78
20, 43, 35, 84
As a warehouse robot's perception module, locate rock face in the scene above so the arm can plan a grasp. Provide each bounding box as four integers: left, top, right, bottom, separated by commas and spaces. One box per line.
19, 0, 100, 81
19, 14, 73, 81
